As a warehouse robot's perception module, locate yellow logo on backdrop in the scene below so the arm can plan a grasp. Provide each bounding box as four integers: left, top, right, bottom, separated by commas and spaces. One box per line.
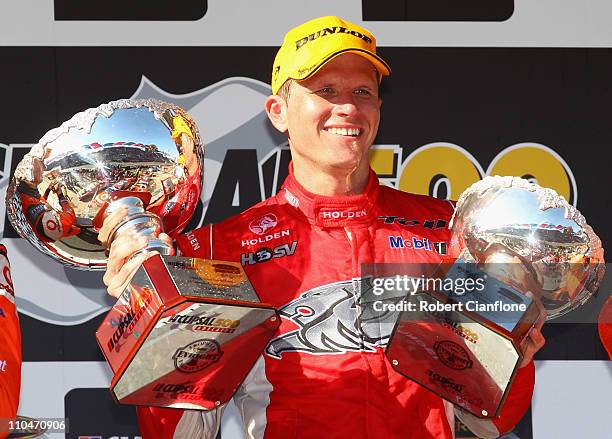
369, 143, 576, 205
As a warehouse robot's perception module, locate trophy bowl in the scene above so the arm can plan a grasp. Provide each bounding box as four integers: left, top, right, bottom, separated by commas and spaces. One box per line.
6, 99, 203, 269
449, 175, 605, 319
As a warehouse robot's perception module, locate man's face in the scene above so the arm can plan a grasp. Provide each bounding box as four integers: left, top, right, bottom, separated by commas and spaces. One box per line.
284, 53, 381, 174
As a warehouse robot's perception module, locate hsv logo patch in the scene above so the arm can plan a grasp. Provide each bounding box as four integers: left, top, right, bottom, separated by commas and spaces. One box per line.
241, 241, 298, 266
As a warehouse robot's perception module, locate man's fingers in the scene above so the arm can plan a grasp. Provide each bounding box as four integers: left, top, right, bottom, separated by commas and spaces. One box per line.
527, 326, 546, 350
158, 233, 175, 254
518, 292, 548, 368
98, 206, 129, 247
526, 291, 547, 330
519, 325, 546, 368
106, 233, 148, 276
100, 207, 173, 298
104, 251, 151, 298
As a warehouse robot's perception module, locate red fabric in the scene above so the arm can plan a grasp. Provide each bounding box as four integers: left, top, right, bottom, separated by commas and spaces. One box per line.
491, 361, 535, 435
150, 172, 201, 239
20, 189, 79, 242
0, 246, 21, 439
136, 406, 185, 439
599, 297, 612, 359
137, 167, 533, 438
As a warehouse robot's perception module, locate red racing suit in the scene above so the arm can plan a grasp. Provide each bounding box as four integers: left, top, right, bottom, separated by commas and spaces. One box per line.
0, 245, 21, 439
599, 297, 612, 359
136, 167, 535, 439
18, 182, 79, 242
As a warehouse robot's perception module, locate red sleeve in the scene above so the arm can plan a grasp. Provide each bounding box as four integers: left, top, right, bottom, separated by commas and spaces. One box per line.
492, 361, 535, 434
176, 225, 211, 259
57, 197, 80, 238
599, 297, 612, 359
136, 406, 185, 439
0, 246, 21, 439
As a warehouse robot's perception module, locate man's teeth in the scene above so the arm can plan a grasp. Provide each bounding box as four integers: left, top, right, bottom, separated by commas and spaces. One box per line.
326, 127, 360, 136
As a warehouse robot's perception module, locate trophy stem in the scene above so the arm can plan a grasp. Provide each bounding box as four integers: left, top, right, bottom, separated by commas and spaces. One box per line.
106, 196, 173, 255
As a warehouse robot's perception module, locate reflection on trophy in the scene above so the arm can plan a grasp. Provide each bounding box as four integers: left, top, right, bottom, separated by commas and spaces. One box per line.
386, 176, 605, 418
7, 99, 203, 267
6, 99, 279, 409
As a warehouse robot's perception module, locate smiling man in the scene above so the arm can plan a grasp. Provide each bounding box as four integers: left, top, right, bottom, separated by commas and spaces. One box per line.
101, 16, 543, 439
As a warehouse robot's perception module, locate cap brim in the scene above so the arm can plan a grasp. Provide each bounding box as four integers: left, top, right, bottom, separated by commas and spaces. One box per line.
297, 48, 391, 83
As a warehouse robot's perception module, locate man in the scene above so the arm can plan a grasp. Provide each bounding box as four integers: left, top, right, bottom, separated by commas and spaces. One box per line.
101, 16, 545, 439
16, 157, 79, 242
0, 245, 21, 439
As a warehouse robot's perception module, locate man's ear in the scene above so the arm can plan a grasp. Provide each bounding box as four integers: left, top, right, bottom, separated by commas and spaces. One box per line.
265, 95, 288, 133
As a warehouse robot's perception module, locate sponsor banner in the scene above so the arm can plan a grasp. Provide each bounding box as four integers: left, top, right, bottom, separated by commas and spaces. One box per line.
2, 1, 612, 47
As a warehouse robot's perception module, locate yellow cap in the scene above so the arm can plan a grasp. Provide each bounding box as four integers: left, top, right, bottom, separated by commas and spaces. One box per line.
171, 115, 194, 141
271, 16, 391, 94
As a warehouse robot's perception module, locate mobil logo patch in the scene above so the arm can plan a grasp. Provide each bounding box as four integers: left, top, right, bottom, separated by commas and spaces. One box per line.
388, 235, 434, 251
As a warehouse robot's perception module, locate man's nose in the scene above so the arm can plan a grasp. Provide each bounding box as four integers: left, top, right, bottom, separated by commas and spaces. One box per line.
333, 93, 359, 116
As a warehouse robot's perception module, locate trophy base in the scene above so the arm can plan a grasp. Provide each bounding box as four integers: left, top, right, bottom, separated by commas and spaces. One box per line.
96, 254, 280, 410
385, 260, 540, 418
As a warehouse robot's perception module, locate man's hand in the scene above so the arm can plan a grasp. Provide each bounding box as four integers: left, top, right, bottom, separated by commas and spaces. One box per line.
98, 205, 173, 298
481, 249, 547, 368
518, 291, 547, 368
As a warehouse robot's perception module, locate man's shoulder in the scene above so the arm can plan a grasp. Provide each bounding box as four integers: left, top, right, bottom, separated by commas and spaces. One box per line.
177, 194, 291, 257
213, 194, 287, 232
377, 185, 455, 218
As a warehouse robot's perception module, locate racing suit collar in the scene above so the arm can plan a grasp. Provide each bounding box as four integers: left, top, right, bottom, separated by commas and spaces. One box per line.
280, 163, 380, 227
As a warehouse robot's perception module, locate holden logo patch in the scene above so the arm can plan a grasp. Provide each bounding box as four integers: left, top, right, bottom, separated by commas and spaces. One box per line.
249, 214, 278, 235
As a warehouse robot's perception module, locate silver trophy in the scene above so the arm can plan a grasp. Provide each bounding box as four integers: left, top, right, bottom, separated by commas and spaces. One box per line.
6, 99, 280, 409
6, 99, 203, 269
450, 175, 605, 319
387, 176, 605, 418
